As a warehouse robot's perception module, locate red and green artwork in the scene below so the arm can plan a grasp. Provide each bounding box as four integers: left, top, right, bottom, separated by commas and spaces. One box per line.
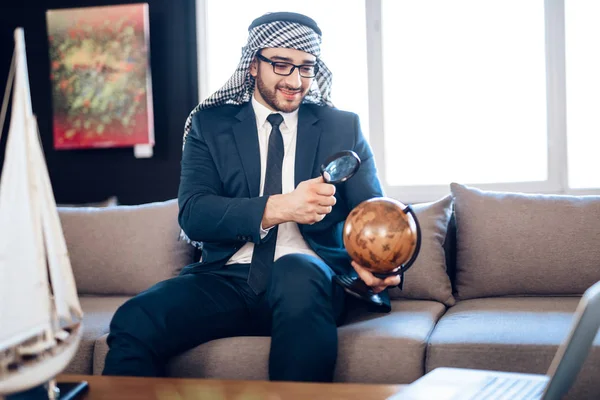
46, 4, 154, 150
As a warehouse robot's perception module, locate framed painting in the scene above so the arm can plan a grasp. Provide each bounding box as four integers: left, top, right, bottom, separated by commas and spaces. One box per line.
46, 3, 154, 150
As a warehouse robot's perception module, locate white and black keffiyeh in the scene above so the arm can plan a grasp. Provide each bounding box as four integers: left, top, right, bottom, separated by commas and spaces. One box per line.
182, 17, 333, 150
180, 14, 334, 249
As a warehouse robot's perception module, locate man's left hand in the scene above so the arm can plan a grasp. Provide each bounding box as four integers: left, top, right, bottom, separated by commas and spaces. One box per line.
351, 261, 401, 293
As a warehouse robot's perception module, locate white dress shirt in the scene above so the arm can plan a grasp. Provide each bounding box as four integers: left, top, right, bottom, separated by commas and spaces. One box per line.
226, 97, 321, 265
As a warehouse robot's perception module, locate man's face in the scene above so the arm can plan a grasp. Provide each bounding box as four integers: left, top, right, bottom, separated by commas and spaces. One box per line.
250, 47, 316, 113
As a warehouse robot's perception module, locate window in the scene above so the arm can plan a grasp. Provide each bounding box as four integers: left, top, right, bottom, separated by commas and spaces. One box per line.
565, 0, 600, 190
198, 0, 370, 138
197, 0, 600, 202
380, 0, 547, 188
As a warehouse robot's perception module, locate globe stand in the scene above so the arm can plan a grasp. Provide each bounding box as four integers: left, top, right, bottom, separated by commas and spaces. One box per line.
334, 205, 422, 307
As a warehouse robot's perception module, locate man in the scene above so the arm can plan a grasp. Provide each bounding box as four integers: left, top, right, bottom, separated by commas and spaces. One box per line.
103, 11, 399, 382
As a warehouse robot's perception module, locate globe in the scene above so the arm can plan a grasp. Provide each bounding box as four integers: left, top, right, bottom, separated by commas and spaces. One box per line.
343, 197, 418, 274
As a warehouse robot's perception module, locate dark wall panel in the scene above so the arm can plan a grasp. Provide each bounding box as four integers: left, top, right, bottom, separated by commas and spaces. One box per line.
0, 0, 198, 205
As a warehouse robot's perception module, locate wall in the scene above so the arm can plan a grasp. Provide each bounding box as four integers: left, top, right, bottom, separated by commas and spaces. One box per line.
0, 0, 198, 205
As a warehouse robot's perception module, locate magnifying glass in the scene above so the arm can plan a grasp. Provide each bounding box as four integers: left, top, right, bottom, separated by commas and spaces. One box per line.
320, 150, 361, 183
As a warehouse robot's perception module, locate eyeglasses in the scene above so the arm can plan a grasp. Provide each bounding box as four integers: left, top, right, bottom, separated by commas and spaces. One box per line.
256, 53, 319, 78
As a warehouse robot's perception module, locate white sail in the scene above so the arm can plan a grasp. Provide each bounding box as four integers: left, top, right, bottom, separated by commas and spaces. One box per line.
0, 29, 53, 352
34, 118, 83, 325
0, 29, 84, 396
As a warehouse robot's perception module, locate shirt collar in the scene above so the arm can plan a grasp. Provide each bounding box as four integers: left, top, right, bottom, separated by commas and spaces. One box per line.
251, 96, 299, 130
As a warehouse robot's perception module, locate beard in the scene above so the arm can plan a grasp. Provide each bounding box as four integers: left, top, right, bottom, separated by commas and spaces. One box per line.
255, 74, 308, 113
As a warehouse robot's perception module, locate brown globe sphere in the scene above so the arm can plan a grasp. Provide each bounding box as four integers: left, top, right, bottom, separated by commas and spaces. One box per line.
343, 197, 418, 274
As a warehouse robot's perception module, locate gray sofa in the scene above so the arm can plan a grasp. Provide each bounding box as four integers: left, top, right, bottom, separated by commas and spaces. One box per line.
58, 183, 600, 399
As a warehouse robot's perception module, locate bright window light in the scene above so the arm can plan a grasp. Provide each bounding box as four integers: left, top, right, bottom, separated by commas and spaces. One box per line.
381, 0, 547, 186
565, 0, 600, 189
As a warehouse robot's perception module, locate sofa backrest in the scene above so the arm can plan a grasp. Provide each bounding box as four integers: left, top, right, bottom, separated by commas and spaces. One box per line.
59, 184, 599, 303
450, 182, 600, 301
58, 199, 194, 296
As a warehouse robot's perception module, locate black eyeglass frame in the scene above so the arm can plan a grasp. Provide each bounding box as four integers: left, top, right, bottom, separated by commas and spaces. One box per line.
256, 53, 319, 78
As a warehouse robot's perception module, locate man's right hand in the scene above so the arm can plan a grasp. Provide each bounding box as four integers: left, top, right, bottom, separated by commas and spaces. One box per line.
286, 176, 336, 225
261, 176, 336, 229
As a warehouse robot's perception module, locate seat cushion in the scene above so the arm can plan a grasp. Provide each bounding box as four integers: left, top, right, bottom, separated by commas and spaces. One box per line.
426, 297, 600, 399
94, 300, 446, 383
333, 300, 446, 383
64, 296, 130, 374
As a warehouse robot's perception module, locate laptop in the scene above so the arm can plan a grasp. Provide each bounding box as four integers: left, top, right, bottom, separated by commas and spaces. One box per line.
390, 280, 600, 400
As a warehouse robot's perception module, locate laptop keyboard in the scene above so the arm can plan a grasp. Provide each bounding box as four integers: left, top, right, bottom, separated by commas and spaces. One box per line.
468, 376, 547, 400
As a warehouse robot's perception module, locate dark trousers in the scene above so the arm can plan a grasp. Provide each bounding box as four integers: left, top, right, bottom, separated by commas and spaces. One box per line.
102, 253, 348, 382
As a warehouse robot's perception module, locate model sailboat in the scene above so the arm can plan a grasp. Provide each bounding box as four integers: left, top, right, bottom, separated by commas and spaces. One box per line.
0, 28, 83, 397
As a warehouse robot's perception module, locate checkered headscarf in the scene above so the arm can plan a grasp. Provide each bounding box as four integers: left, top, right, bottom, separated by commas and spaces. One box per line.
179, 14, 334, 249
182, 16, 333, 150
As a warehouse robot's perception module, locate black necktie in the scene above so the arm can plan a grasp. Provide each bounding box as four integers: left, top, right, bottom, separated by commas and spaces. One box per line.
248, 113, 285, 294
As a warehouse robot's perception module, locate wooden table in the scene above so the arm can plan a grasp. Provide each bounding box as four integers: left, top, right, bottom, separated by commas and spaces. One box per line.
57, 374, 406, 400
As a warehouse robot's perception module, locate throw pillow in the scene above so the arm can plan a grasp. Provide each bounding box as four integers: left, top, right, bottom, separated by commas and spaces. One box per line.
388, 194, 455, 306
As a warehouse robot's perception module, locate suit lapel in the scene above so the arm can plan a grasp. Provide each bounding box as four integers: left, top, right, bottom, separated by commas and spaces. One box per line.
232, 103, 261, 197
295, 106, 321, 188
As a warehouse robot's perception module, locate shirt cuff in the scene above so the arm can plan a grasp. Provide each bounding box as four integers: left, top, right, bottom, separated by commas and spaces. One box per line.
260, 223, 273, 239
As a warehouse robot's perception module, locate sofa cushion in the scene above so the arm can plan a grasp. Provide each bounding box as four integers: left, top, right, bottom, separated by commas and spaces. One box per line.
58, 199, 195, 296
451, 182, 600, 300
426, 297, 600, 400
93, 299, 446, 383
64, 296, 130, 374
388, 195, 455, 306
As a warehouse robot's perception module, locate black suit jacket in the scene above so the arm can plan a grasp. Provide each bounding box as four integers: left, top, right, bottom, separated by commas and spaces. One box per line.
177, 101, 390, 310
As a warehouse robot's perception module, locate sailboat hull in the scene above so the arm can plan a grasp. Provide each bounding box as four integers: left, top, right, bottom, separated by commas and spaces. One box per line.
0, 324, 82, 396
